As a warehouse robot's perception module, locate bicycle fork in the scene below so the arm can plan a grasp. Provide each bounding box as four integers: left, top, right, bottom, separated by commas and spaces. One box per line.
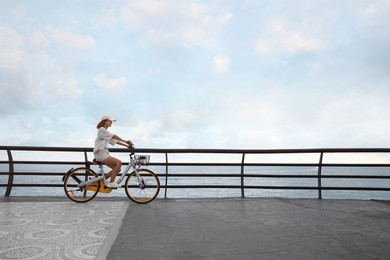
133, 170, 146, 189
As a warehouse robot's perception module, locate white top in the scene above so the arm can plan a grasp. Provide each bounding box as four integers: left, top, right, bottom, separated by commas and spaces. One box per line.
93, 127, 117, 154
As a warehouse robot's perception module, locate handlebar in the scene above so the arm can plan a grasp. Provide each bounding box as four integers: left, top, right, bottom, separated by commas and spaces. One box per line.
129, 144, 135, 155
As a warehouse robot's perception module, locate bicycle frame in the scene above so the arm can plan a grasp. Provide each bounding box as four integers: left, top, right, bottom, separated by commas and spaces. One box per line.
79, 153, 143, 188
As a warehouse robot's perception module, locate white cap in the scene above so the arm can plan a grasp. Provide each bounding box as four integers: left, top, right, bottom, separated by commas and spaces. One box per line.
101, 115, 116, 122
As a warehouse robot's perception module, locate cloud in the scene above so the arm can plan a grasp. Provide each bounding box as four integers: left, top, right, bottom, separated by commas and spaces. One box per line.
160, 110, 197, 130
43, 25, 96, 50
124, 109, 204, 147
183, 11, 233, 46
104, 0, 233, 47
0, 25, 86, 117
213, 55, 230, 74
13, 4, 27, 19
1, 0, 390, 149
93, 7, 118, 28
309, 62, 323, 74
94, 73, 127, 92
0, 27, 25, 69
255, 32, 327, 58
0, 68, 40, 115
50, 77, 83, 99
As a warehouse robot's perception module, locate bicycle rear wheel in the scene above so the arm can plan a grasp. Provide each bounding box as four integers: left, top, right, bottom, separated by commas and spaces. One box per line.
125, 169, 160, 204
63, 167, 100, 203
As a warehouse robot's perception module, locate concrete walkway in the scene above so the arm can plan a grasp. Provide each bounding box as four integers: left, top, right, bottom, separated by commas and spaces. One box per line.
1, 197, 390, 259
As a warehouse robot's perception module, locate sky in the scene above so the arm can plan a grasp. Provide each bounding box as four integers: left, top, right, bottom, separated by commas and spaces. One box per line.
1, 0, 390, 150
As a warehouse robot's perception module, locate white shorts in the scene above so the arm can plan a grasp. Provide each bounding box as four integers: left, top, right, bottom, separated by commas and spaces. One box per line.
94, 149, 110, 162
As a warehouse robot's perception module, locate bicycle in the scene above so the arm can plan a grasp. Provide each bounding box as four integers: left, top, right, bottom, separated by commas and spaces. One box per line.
63, 148, 160, 203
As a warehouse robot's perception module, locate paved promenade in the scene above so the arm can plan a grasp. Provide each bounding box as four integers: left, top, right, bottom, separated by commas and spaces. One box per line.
0, 197, 389, 259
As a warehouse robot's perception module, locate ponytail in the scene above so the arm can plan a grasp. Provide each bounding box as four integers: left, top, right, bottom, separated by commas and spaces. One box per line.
96, 120, 107, 129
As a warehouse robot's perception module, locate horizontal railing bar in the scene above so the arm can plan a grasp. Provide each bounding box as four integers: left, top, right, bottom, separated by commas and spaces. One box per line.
244, 174, 390, 179
2, 160, 390, 167
1, 185, 389, 193
244, 186, 390, 191
161, 185, 318, 189
321, 187, 390, 191
0, 172, 73, 176
320, 175, 390, 179
321, 164, 390, 167
159, 163, 382, 167
2, 184, 389, 191
2, 161, 390, 168
157, 173, 390, 179
0, 184, 64, 187
0, 161, 88, 165
151, 163, 243, 166
154, 174, 241, 177
244, 163, 390, 167
1, 172, 389, 180
134, 148, 390, 154
160, 185, 390, 191
2, 146, 390, 153
2, 171, 390, 178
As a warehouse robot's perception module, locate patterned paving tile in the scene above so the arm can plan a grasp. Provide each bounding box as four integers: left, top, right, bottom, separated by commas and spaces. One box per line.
0, 201, 125, 259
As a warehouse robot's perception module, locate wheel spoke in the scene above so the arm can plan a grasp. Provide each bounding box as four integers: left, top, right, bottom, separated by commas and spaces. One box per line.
64, 168, 99, 203
124, 169, 160, 204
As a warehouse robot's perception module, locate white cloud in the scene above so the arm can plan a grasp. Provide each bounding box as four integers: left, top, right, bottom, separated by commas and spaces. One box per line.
94, 73, 127, 92
120, 0, 174, 30
30, 30, 50, 48
161, 110, 197, 130
0, 25, 86, 118
50, 77, 83, 99
183, 12, 233, 46
125, 109, 202, 148
93, 7, 118, 27
254, 39, 270, 56
0, 68, 40, 115
213, 55, 230, 74
286, 33, 326, 53
255, 32, 327, 58
0, 27, 25, 69
1, 0, 390, 149
116, 1, 232, 47
309, 62, 323, 74
236, 130, 282, 148
44, 25, 96, 50
362, 4, 377, 16
13, 4, 27, 19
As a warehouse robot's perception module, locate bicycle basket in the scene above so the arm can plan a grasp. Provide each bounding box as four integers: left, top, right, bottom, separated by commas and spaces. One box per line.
134, 155, 150, 165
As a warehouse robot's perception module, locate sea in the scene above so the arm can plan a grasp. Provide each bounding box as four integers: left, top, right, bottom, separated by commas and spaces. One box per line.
1, 164, 390, 200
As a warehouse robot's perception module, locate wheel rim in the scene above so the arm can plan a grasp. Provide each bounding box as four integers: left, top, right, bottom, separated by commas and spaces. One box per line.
64, 168, 99, 203
125, 169, 160, 203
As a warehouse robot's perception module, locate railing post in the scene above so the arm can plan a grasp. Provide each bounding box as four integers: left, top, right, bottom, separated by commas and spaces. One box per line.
241, 153, 245, 198
318, 152, 323, 199
164, 152, 168, 199
84, 151, 90, 169
5, 149, 14, 196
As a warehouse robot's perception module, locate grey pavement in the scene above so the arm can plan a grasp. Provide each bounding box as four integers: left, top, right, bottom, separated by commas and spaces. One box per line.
1, 197, 390, 259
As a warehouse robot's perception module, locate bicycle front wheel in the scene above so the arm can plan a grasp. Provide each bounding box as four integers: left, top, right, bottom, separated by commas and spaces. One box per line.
125, 169, 160, 204
63, 167, 100, 203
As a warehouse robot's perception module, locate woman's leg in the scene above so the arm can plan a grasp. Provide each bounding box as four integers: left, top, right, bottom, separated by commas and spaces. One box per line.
102, 156, 122, 183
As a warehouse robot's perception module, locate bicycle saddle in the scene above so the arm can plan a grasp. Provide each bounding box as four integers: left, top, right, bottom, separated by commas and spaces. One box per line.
92, 159, 103, 166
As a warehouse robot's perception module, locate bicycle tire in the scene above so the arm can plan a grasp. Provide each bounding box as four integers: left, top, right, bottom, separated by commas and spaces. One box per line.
124, 168, 160, 204
63, 167, 100, 203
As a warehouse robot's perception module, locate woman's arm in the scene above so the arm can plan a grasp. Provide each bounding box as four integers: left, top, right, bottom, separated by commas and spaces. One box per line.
113, 135, 133, 147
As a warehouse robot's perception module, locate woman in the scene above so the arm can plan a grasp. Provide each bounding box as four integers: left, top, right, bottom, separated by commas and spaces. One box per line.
93, 115, 133, 188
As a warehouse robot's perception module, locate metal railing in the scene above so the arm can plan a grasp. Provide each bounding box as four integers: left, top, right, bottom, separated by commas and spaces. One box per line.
1, 146, 390, 199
